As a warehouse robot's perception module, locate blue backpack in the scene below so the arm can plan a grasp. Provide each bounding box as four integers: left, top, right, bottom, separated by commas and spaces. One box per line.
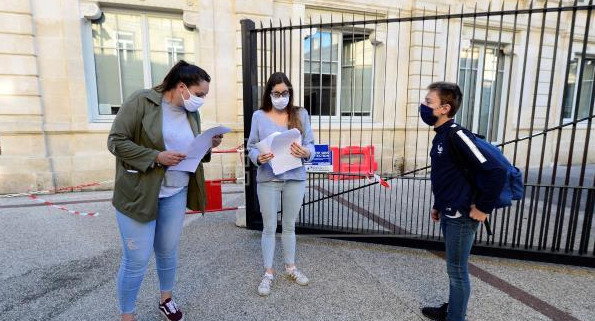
448, 127, 524, 209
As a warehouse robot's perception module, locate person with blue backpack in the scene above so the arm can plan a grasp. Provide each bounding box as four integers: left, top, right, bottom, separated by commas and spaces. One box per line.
419, 82, 521, 321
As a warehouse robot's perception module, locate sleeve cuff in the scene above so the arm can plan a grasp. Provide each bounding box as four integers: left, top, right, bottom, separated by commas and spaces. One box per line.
475, 203, 494, 214
142, 150, 161, 172
306, 145, 316, 162
249, 150, 260, 167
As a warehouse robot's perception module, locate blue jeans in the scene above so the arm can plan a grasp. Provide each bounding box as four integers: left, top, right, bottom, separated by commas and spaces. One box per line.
116, 187, 188, 314
257, 180, 306, 269
441, 213, 479, 321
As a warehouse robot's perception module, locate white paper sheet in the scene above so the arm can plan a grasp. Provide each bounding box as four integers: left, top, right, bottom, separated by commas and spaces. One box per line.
255, 131, 281, 154
257, 128, 303, 175
169, 126, 231, 172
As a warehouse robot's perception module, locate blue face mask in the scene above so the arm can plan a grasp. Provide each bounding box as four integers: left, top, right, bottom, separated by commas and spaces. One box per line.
419, 103, 438, 126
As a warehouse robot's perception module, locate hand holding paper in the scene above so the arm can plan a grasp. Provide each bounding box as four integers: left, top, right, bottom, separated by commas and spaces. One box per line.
211, 134, 223, 148
156, 151, 187, 166
169, 126, 231, 172
257, 152, 274, 165
256, 128, 303, 175
290, 141, 311, 159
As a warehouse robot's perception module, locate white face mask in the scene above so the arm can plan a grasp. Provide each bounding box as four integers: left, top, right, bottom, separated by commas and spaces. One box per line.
271, 95, 290, 110
181, 86, 204, 112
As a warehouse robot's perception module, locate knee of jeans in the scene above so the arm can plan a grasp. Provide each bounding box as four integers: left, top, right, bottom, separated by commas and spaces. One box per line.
262, 224, 277, 236
281, 223, 296, 235
122, 252, 151, 272
154, 247, 177, 260
154, 237, 180, 256
446, 262, 466, 278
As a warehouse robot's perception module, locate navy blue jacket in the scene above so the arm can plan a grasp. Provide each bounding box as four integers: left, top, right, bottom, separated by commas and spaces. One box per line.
430, 119, 507, 216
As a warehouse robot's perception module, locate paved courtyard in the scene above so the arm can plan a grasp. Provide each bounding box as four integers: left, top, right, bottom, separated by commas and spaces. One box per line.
0, 186, 594, 321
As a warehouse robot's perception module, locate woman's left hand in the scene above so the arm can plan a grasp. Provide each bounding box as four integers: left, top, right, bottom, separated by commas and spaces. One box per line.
211, 134, 223, 148
290, 142, 310, 159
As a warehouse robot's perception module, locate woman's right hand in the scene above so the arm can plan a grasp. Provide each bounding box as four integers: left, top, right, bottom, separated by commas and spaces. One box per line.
156, 151, 186, 166
257, 153, 274, 165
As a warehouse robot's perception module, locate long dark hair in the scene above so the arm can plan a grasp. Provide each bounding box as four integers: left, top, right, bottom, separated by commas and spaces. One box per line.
154, 60, 211, 93
261, 72, 303, 133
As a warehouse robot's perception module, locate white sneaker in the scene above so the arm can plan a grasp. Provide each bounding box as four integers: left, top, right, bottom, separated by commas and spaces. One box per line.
258, 273, 273, 296
285, 267, 309, 286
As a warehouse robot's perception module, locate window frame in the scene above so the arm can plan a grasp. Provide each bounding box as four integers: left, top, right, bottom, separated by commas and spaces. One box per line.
457, 42, 509, 143
562, 56, 595, 124
82, 8, 196, 123
302, 28, 376, 122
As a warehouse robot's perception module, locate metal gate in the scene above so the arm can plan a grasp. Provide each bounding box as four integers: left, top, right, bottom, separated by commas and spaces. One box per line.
241, 1, 595, 267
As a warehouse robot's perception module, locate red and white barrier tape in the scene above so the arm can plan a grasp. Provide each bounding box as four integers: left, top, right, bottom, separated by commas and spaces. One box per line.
366, 174, 391, 189
2, 145, 245, 216
28, 194, 99, 216
186, 206, 243, 215
2, 144, 244, 199
211, 144, 244, 154
1, 180, 114, 217
211, 144, 245, 167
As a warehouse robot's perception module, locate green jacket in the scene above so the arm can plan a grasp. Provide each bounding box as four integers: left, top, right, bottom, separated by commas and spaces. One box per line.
107, 89, 210, 223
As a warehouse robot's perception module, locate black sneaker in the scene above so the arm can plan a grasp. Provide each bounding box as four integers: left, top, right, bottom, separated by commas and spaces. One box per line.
421, 303, 448, 321
158, 298, 184, 321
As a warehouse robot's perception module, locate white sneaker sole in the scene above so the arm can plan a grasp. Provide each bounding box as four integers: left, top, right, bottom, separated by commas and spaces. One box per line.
160, 310, 184, 321
258, 289, 271, 296
285, 274, 309, 286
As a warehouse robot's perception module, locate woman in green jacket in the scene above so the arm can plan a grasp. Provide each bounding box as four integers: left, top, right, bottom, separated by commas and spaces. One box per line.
108, 60, 221, 321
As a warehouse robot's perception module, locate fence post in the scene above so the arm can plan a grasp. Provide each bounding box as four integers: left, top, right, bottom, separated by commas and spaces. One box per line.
241, 19, 261, 229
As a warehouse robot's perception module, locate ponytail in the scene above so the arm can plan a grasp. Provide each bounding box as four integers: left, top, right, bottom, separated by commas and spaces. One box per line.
154, 60, 211, 93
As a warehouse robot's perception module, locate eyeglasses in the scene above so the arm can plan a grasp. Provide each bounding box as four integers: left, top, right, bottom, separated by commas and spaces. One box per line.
271, 91, 290, 98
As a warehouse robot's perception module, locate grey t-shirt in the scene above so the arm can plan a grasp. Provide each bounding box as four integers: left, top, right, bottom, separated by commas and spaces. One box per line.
159, 101, 194, 198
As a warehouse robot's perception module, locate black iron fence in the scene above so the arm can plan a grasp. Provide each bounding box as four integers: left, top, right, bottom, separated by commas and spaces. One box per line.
241, 1, 595, 267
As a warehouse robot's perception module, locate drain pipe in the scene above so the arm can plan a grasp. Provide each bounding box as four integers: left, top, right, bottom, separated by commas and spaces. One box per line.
30, 0, 57, 191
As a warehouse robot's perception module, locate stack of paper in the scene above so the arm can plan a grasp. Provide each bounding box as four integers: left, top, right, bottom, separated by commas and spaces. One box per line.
256, 128, 303, 175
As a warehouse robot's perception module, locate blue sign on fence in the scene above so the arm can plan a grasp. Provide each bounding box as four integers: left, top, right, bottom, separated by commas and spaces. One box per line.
305, 144, 333, 173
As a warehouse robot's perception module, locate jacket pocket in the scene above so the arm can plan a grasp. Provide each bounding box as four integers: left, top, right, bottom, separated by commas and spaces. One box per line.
115, 166, 141, 202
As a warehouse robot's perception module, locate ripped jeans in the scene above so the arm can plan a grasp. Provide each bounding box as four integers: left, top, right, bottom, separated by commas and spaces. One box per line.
115, 187, 188, 314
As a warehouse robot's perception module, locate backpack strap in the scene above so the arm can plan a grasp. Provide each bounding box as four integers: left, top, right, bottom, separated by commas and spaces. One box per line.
447, 124, 471, 171
447, 124, 493, 234
447, 124, 479, 199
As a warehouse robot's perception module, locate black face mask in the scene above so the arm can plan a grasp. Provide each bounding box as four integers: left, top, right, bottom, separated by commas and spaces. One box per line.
419, 103, 438, 126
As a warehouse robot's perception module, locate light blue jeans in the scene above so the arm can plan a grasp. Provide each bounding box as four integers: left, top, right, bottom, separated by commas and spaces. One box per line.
116, 187, 188, 314
257, 180, 306, 269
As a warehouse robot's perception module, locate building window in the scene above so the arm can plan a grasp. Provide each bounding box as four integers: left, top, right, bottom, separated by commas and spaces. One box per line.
90, 11, 195, 116
562, 58, 594, 121
304, 30, 374, 117
458, 43, 506, 142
